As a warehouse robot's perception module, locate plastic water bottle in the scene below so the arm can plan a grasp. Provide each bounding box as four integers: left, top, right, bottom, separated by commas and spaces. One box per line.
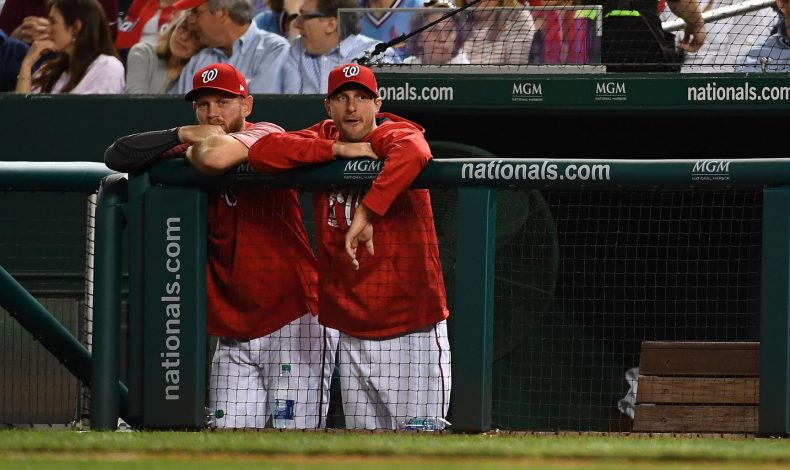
273, 363, 296, 429
401, 417, 451, 431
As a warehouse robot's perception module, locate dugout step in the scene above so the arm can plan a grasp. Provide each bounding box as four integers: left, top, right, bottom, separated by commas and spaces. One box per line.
632, 341, 759, 434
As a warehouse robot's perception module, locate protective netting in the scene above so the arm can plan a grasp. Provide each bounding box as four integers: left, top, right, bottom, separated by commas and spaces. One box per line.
490, 189, 762, 431
0, 192, 96, 428
340, 1, 784, 72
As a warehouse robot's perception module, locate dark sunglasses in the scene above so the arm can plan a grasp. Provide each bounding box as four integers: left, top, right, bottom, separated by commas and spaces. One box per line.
294, 11, 329, 21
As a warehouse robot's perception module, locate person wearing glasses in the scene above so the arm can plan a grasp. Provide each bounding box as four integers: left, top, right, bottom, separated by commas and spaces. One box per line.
171, 0, 289, 93
282, 0, 398, 94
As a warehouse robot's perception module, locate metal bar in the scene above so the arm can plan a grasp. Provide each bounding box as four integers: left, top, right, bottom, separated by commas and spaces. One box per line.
663, 0, 775, 32
148, 158, 790, 191
0, 162, 115, 192
91, 175, 128, 430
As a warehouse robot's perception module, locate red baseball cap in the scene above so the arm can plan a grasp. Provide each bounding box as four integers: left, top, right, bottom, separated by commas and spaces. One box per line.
185, 63, 248, 101
326, 63, 378, 99
172, 0, 205, 10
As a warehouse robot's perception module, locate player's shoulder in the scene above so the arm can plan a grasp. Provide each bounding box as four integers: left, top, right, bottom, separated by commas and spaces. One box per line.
248, 121, 286, 133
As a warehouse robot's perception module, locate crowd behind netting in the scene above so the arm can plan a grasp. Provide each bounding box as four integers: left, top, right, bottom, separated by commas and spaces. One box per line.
1, 0, 788, 94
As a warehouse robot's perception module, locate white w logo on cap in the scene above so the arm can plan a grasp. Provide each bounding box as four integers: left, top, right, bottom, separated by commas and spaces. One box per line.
201, 68, 219, 83
342, 65, 360, 78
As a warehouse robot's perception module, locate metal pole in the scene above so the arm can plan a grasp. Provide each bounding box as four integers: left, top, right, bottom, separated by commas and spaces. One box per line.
91, 174, 128, 430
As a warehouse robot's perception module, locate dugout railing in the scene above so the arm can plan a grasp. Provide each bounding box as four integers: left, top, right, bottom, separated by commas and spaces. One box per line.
0, 162, 125, 428
108, 156, 790, 435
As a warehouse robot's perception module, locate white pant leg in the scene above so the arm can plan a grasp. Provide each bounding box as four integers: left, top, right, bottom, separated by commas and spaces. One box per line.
271, 313, 339, 428
211, 313, 338, 429
338, 320, 452, 430
339, 333, 395, 430
209, 337, 269, 429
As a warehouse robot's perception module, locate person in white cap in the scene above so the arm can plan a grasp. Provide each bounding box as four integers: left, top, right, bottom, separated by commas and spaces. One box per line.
188, 62, 452, 431
105, 62, 339, 429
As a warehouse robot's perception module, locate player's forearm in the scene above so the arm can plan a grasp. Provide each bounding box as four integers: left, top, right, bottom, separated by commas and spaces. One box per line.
104, 128, 181, 173
249, 133, 334, 174
187, 135, 248, 175
362, 141, 430, 216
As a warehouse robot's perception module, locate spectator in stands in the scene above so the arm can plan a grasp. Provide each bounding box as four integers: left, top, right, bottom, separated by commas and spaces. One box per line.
359, 0, 424, 58
188, 63, 452, 431
172, 0, 289, 94
15, 0, 125, 93
0, 28, 29, 91
738, 0, 790, 71
663, 0, 778, 72
115, 0, 178, 63
253, 0, 300, 39
283, 0, 398, 93
527, 0, 599, 65
124, 11, 202, 92
599, 0, 705, 72
0, 0, 118, 43
464, 0, 535, 64
403, 1, 469, 64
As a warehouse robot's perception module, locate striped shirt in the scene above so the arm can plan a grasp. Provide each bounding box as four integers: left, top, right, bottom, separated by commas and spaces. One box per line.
175, 22, 289, 95
282, 34, 399, 94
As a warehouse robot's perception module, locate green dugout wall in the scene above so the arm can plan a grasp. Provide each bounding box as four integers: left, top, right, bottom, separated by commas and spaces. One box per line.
117, 158, 790, 434
1, 73, 789, 163
3, 72, 790, 431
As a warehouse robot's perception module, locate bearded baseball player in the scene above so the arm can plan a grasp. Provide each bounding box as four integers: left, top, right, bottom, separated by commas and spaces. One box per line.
188, 63, 452, 430
104, 63, 339, 429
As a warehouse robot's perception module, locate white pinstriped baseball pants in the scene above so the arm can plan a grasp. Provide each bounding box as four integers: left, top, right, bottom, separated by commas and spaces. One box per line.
338, 320, 452, 430
209, 312, 339, 429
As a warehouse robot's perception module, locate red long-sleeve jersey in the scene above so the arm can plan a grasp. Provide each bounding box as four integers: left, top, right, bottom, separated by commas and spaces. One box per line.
205, 122, 319, 339
248, 113, 449, 339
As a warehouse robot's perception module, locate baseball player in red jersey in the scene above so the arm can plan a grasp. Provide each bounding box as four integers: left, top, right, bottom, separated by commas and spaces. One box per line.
104, 63, 339, 429
188, 63, 451, 430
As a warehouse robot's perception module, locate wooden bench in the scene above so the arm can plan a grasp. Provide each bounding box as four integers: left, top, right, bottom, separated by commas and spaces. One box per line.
632, 341, 760, 433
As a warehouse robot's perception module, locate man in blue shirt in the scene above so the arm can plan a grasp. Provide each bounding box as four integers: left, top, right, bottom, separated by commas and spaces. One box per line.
739, 0, 790, 72
283, 0, 398, 94
173, 0, 290, 94
359, 0, 424, 59
0, 28, 28, 92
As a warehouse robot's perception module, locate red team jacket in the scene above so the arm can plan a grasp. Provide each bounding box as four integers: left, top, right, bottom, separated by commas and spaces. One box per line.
205, 122, 319, 340
248, 113, 449, 339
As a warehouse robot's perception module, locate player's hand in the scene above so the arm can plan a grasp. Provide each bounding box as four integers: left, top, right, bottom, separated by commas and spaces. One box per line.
345, 204, 375, 270
332, 142, 379, 160
178, 125, 225, 144
678, 21, 705, 53
13, 16, 50, 44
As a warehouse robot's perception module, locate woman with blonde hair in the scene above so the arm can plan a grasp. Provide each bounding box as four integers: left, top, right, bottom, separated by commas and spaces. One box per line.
124, 11, 203, 93
15, 0, 124, 93
464, 0, 535, 64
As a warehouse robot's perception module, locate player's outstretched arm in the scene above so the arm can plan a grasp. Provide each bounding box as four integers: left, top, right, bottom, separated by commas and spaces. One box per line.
104, 128, 182, 173
187, 134, 250, 175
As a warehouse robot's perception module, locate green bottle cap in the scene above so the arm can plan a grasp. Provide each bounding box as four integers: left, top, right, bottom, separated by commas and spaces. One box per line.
215, 409, 224, 419
282, 364, 291, 373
